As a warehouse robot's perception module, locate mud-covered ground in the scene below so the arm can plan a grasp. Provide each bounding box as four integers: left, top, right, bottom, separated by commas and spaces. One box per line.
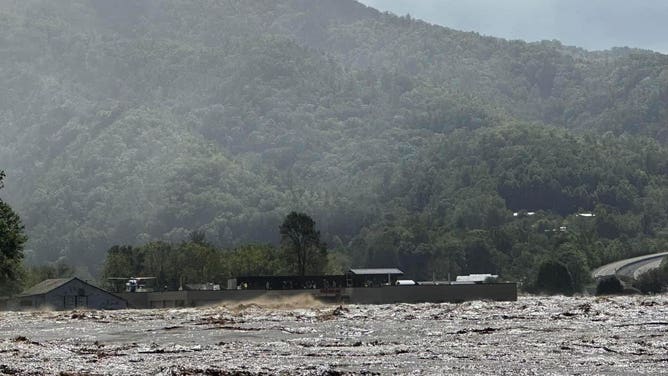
1, 295, 668, 375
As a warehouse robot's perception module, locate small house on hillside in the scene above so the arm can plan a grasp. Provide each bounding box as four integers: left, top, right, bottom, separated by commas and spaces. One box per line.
6, 277, 127, 311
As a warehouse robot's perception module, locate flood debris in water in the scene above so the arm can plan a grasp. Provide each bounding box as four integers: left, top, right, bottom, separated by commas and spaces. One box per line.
1, 295, 668, 374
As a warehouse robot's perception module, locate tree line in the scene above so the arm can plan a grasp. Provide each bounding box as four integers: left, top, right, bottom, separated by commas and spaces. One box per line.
102, 211, 328, 290
4, 165, 668, 296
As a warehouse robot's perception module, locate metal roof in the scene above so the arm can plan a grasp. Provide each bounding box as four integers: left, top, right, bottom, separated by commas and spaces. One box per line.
19, 278, 74, 296
349, 268, 404, 275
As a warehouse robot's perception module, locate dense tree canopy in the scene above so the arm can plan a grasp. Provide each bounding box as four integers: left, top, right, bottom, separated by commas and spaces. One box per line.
0, 171, 27, 295
1, 1, 667, 293
279, 212, 327, 276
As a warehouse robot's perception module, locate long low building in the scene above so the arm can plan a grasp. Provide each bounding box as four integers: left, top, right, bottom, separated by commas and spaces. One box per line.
119, 282, 517, 309
118, 268, 517, 308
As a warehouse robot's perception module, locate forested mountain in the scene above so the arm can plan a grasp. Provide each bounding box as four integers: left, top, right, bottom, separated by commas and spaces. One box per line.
1, 0, 667, 282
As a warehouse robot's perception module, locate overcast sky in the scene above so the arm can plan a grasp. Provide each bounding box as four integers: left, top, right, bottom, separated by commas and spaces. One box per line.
358, 0, 668, 53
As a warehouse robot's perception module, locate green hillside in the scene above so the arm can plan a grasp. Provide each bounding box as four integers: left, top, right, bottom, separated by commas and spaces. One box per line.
1, 0, 667, 282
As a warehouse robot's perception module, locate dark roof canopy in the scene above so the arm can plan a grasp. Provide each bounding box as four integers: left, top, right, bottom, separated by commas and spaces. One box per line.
20, 277, 114, 298
349, 268, 404, 275
20, 278, 74, 296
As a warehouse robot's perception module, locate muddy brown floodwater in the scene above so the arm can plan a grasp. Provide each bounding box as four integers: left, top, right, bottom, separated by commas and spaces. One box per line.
1, 294, 667, 375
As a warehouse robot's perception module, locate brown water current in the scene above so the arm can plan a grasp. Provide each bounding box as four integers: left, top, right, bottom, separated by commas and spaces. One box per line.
1, 294, 667, 375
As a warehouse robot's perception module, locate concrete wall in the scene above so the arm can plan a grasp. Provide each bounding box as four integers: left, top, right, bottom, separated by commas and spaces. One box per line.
348, 283, 517, 304
118, 283, 517, 309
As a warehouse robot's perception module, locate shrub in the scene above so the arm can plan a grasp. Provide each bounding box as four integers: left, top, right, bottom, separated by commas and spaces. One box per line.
595, 275, 624, 295
634, 268, 667, 294
534, 259, 575, 295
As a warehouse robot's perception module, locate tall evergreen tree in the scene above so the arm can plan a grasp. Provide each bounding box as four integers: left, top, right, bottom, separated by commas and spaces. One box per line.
0, 171, 27, 295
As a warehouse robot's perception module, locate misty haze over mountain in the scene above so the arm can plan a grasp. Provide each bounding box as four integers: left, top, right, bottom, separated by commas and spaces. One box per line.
360, 0, 668, 53
0, 0, 667, 284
